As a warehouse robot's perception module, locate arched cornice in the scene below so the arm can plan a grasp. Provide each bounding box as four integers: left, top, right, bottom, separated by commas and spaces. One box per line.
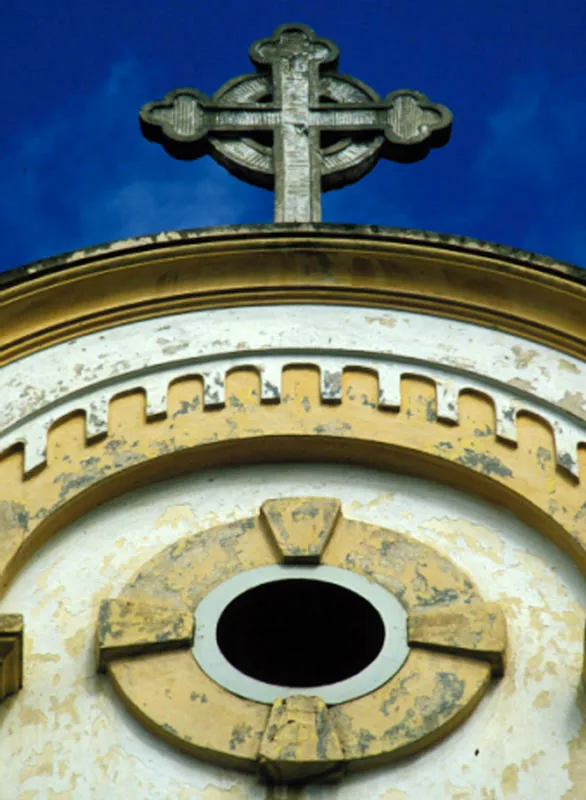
1, 224, 586, 365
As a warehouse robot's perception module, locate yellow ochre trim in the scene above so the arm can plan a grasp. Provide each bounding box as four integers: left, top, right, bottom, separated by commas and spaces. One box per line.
1, 369, 585, 600
2, 228, 586, 366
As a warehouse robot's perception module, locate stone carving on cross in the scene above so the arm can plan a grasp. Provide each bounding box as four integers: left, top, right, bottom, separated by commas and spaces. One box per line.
140, 24, 452, 223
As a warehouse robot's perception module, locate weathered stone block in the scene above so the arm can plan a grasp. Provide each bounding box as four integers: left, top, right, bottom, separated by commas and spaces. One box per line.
0, 614, 23, 702
261, 497, 340, 563
259, 695, 344, 783
97, 597, 194, 672
408, 601, 507, 676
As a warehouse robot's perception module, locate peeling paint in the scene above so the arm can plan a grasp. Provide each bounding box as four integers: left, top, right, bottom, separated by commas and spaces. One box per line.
562, 688, 586, 799
3, 306, 586, 479
0, 463, 584, 797
455, 450, 513, 478
512, 346, 538, 369
500, 763, 519, 795
0, 272, 585, 798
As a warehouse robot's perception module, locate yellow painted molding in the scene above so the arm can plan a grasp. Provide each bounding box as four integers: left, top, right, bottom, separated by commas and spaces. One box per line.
2, 226, 586, 366
329, 651, 491, 769
96, 597, 194, 673
258, 696, 344, 783
260, 497, 341, 563
1, 369, 585, 602
0, 614, 23, 702
408, 602, 507, 676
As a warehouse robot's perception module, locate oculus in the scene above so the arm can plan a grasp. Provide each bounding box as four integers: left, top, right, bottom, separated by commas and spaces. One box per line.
194, 564, 409, 703
96, 496, 506, 782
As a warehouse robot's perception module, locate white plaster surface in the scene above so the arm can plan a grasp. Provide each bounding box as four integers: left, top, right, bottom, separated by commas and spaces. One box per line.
3, 305, 586, 475
0, 464, 584, 799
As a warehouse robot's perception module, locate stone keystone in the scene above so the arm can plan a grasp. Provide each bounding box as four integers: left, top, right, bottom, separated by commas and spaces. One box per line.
259, 695, 345, 783
261, 496, 341, 563
140, 23, 452, 223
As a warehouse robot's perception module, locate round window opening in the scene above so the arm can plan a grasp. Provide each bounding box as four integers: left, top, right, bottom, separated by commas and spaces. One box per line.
193, 565, 409, 704
216, 579, 385, 687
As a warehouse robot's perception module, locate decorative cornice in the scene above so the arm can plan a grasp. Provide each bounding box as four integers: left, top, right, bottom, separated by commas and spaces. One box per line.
3, 225, 584, 289
2, 358, 585, 479
1, 226, 586, 367
1, 368, 585, 602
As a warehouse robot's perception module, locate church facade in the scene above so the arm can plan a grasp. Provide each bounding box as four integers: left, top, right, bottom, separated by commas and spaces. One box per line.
0, 22, 585, 800
0, 224, 584, 798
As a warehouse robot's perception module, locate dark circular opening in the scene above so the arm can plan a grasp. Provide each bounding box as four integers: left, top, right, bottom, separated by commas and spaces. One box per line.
216, 578, 385, 687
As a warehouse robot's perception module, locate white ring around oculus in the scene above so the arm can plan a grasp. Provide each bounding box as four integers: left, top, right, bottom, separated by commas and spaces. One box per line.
192, 564, 409, 705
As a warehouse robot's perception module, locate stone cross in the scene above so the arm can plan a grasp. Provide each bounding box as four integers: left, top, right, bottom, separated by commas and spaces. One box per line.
140, 24, 452, 223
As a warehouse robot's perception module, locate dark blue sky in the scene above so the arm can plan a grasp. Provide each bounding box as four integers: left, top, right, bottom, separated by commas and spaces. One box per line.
2, 0, 586, 272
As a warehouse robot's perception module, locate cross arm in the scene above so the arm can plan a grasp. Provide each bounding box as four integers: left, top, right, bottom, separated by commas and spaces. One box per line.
311, 89, 452, 162
140, 88, 280, 161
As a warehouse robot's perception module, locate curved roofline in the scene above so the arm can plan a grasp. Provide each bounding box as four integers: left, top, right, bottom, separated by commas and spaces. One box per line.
2, 222, 586, 368
1, 223, 584, 291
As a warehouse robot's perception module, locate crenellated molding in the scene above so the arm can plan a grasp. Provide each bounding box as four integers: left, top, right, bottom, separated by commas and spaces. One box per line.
1, 356, 585, 479
1, 367, 585, 601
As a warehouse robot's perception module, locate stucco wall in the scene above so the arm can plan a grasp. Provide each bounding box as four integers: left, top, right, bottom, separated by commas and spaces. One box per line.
0, 463, 583, 799
0, 299, 585, 798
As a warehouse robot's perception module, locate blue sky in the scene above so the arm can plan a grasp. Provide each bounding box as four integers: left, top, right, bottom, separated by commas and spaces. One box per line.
2, 0, 586, 272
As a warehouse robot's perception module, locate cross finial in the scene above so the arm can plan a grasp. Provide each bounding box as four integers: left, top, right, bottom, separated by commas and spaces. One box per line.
140, 24, 452, 223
